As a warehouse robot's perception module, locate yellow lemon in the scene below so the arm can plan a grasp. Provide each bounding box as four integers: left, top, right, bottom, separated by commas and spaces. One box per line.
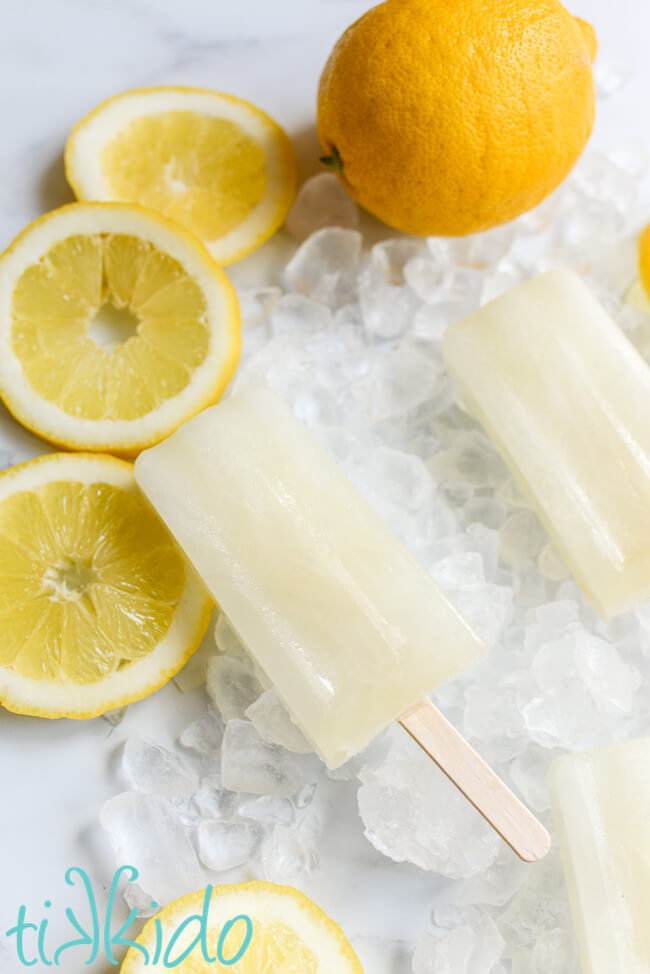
0, 202, 240, 456
0, 452, 212, 719
65, 87, 297, 264
317, 0, 596, 236
120, 882, 364, 973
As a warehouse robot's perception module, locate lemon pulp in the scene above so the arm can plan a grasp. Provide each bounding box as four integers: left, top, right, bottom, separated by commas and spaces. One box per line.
101, 112, 267, 242
0, 477, 185, 683
11, 232, 210, 422
209, 920, 317, 973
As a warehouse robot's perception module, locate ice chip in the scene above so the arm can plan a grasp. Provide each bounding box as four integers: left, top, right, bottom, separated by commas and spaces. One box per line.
221, 719, 304, 796
358, 739, 500, 878
195, 774, 238, 820
286, 173, 360, 242
354, 341, 438, 422
206, 654, 263, 721
359, 239, 421, 339
122, 735, 198, 798
261, 810, 321, 884
198, 819, 264, 871
499, 510, 548, 564
179, 710, 224, 755
172, 635, 215, 693
214, 613, 247, 656
102, 706, 128, 728
239, 795, 296, 826
404, 256, 445, 302
284, 227, 361, 307
123, 881, 159, 919
245, 689, 313, 753
100, 791, 202, 903
270, 293, 332, 336
237, 286, 282, 326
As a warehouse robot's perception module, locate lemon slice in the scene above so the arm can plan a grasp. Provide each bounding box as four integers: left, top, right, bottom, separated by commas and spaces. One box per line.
0, 452, 212, 719
0, 202, 240, 455
65, 87, 297, 265
638, 222, 650, 303
120, 882, 364, 973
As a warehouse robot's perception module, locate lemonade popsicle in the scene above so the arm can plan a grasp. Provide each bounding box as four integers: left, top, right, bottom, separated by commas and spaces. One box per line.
549, 738, 650, 974
135, 383, 486, 768
136, 383, 550, 860
443, 267, 650, 619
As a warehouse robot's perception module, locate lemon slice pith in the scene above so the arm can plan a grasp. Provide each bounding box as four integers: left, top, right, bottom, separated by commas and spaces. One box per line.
120, 882, 364, 973
65, 87, 297, 265
0, 202, 240, 456
0, 452, 212, 719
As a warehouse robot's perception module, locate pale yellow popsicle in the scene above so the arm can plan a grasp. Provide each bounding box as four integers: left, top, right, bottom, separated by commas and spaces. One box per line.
135, 384, 486, 768
549, 738, 650, 974
443, 266, 650, 619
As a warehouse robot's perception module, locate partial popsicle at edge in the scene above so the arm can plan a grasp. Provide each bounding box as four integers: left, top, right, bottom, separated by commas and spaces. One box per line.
550, 738, 650, 974
443, 266, 650, 620
135, 383, 550, 862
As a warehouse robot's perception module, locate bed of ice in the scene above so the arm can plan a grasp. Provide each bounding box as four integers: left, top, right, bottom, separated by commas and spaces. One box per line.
99, 63, 650, 972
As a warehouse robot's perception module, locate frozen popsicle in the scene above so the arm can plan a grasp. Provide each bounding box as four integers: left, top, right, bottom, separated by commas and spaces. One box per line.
443, 266, 650, 619
135, 383, 550, 861
549, 738, 650, 973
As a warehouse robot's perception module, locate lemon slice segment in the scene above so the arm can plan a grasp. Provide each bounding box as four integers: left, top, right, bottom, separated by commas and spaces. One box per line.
65, 87, 297, 265
120, 882, 364, 973
0, 203, 240, 455
0, 452, 212, 719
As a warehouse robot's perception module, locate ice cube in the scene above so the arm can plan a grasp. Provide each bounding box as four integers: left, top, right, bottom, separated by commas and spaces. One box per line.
295, 781, 317, 808
239, 795, 296, 826
404, 256, 445, 302
459, 846, 528, 908
122, 735, 198, 798
522, 631, 640, 748
358, 738, 500, 877
123, 882, 159, 919
270, 293, 332, 336
430, 224, 515, 269
237, 286, 282, 326
499, 510, 547, 564
195, 774, 239, 820
213, 613, 247, 656
198, 819, 264, 871
206, 654, 262, 721
285, 227, 362, 307
431, 431, 509, 489
366, 447, 433, 511
359, 240, 421, 339
261, 810, 321, 883
412, 928, 474, 974
102, 706, 128, 728
537, 543, 570, 582
172, 635, 215, 693
245, 689, 313, 753
221, 720, 304, 795
100, 792, 202, 903
354, 341, 439, 422
286, 173, 360, 241
179, 710, 224, 755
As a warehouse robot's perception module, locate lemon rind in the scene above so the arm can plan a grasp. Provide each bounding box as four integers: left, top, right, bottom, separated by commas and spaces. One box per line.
0, 202, 241, 457
0, 452, 213, 719
65, 86, 297, 265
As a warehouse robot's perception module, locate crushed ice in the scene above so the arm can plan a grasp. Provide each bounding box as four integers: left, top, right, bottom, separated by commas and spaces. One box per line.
95, 65, 650, 972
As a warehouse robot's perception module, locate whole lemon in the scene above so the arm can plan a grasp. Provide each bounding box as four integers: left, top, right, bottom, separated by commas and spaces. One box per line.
317, 0, 596, 236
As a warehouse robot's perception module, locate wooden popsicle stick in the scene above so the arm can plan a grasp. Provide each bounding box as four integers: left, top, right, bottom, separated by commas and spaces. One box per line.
399, 698, 551, 863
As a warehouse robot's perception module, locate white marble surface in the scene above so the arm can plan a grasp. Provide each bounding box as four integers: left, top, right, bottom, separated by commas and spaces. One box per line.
0, 1, 649, 972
